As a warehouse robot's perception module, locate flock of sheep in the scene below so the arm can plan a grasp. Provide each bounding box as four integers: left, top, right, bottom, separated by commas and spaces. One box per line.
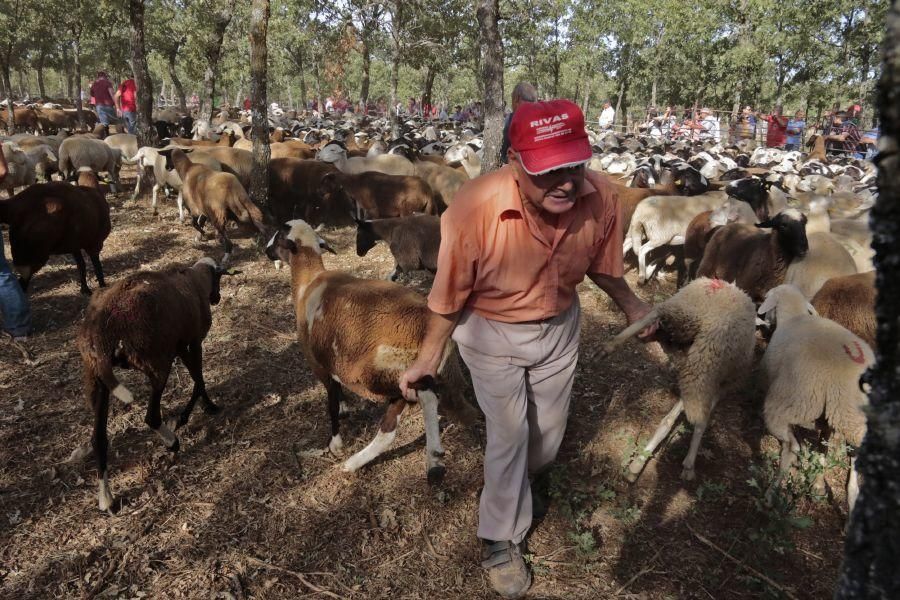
0, 102, 876, 525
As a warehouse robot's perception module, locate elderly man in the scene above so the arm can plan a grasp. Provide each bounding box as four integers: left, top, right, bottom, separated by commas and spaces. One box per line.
500, 82, 537, 164
399, 99, 654, 598
598, 100, 615, 130
695, 107, 719, 141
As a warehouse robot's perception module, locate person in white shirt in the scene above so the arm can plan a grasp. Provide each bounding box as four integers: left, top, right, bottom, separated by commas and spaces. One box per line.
598, 100, 615, 130
697, 107, 720, 141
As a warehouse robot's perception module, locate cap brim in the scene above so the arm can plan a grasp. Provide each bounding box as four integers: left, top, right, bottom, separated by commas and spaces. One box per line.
518, 138, 592, 175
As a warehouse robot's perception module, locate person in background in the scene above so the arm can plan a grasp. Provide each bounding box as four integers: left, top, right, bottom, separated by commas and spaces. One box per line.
860, 120, 880, 160
785, 110, 806, 151
696, 107, 719, 141
598, 99, 615, 130
736, 106, 756, 140
824, 110, 862, 157
114, 76, 138, 134
243, 97, 251, 111
764, 105, 789, 148
399, 99, 654, 599
90, 71, 116, 127
0, 150, 32, 341
500, 81, 537, 164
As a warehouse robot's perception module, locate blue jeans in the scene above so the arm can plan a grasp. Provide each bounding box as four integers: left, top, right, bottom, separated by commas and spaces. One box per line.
96, 104, 116, 125
123, 111, 136, 133
0, 230, 32, 337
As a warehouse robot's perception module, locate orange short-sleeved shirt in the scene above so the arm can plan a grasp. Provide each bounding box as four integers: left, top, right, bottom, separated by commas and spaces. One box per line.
428, 166, 623, 323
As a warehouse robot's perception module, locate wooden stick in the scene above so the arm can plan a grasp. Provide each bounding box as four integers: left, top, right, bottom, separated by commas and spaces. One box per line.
685, 522, 799, 600
244, 555, 344, 599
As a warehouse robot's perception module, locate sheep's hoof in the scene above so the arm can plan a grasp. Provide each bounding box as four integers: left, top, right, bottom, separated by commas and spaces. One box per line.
202, 401, 221, 415
328, 435, 344, 456
65, 444, 92, 463
427, 465, 446, 486
167, 436, 181, 453
98, 485, 114, 513
680, 467, 696, 481
338, 401, 350, 417
341, 458, 362, 473
812, 474, 827, 497
625, 459, 646, 483
80, 286, 92, 296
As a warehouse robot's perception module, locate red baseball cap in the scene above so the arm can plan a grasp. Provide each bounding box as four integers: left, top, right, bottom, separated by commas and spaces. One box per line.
509, 99, 592, 175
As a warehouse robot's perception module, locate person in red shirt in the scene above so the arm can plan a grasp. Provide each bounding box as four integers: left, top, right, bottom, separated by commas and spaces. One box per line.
399, 100, 655, 598
243, 97, 251, 111
114, 77, 137, 134
90, 71, 116, 126
764, 105, 789, 148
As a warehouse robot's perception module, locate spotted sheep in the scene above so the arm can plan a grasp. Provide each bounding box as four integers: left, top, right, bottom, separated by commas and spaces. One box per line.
265, 219, 475, 483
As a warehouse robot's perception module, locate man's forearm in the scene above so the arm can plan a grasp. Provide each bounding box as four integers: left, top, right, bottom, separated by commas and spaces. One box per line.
589, 273, 646, 317
417, 310, 461, 370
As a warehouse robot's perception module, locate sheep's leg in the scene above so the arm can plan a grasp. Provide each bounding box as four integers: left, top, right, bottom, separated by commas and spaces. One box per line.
88, 253, 106, 288
174, 343, 218, 430
626, 400, 684, 482
847, 455, 860, 514
342, 399, 407, 473
765, 426, 800, 505
73, 252, 92, 295
150, 183, 160, 214
190, 216, 207, 241
145, 367, 179, 452
419, 390, 446, 485
637, 241, 663, 285
90, 378, 113, 512
176, 190, 184, 221
217, 227, 234, 266
131, 170, 142, 201
681, 417, 709, 481
326, 379, 345, 455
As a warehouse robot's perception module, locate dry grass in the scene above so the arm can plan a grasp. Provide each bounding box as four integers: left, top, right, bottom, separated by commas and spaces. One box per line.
0, 172, 847, 599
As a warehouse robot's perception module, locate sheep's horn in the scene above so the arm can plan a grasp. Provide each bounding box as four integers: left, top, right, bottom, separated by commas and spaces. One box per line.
596, 309, 661, 358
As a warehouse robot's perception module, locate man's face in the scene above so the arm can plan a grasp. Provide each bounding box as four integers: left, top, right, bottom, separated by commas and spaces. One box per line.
509, 150, 585, 215
796, 111, 805, 119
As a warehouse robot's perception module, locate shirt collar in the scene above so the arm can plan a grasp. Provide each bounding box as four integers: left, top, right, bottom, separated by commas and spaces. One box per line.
497, 165, 596, 216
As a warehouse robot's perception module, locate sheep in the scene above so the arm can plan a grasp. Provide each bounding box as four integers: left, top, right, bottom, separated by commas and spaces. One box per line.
317, 171, 441, 222
784, 231, 858, 299
413, 160, 468, 207
58, 137, 122, 191
0, 142, 57, 194
625, 190, 728, 284
76, 167, 110, 195
76, 257, 234, 511
811, 271, 876, 348
355, 215, 441, 280
265, 219, 475, 482
683, 198, 758, 283
0, 182, 111, 294
805, 198, 874, 273
317, 140, 416, 177
599, 278, 757, 481
188, 146, 252, 189
757, 284, 872, 513
170, 148, 267, 264
103, 133, 139, 161
132, 146, 223, 218
443, 142, 481, 178
267, 157, 340, 226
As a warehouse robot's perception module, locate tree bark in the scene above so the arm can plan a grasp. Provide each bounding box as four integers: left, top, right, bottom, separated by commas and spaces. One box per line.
835, 2, 900, 595
62, 46, 73, 100
167, 47, 187, 112
36, 52, 46, 99
388, 1, 403, 137
249, 0, 270, 215
128, 0, 154, 146
360, 36, 371, 109
5, 98, 14, 133
422, 64, 436, 114
477, 0, 504, 174
200, 0, 235, 126
73, 39, 84, 127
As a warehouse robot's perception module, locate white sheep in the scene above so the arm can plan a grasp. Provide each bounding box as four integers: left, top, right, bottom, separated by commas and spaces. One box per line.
600, 278, 757, 481
757, 284, 872, 513
58, 137, 122, 191
784, 231, 858, 299
317, 141, 416, 177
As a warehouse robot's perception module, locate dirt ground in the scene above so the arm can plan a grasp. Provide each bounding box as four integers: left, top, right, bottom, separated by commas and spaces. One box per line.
0, 172, 850, 599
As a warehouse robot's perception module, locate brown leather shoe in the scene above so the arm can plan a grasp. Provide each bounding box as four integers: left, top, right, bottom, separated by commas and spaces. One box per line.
481, 540, 532, 598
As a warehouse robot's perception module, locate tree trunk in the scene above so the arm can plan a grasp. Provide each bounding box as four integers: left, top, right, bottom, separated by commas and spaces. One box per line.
5, 97, 14, 133
582, 76, 592, 115
129, 0, 154, 147
167, 50, 187, 112
477, 0, 504, 174
200, 0, 235, 126
389, 1, 403, 137
614, 80, 625, 127
651, 75, 658, 109
37, 52, 46, 99
360, 36, 371, 108
422, 64, 436, 114
73, 39, 84, 127
62, 46, 73, 100
835, 2, 900, 595
312, 51, 323, 114
249, 0, 270, 215
297, 50, 307, 109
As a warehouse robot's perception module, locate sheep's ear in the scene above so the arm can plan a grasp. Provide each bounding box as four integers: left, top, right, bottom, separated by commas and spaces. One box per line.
755, 218, 775, 229
317, 237, 336, 254
758, 293, 779, 316
806, 302, 818, 316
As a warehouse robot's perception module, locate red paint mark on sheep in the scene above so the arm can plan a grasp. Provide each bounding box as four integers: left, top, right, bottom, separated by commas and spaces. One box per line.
705, 279, 726, 295
843, 342, 866, 364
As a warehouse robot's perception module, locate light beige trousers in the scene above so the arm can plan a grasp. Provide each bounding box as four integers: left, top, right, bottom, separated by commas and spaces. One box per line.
453, 300, 581, 544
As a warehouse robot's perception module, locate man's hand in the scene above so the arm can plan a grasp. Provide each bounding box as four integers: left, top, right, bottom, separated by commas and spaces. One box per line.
625, 300, 659, 341
400, 361, 437, 401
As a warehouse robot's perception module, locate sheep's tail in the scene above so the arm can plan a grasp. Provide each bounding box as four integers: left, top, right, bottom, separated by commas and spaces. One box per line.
88, 353, 134, 405
597, 309, 660, 358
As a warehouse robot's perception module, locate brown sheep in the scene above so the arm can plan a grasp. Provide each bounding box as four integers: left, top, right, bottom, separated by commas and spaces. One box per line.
268, 157, 340, 226
317, 171, 440, 223
1, 106, 40, 133
76, 257, 232, 511
270, 141, 316, 160
166, 130, 235, 147
265, 220, 475, 483
170, 148, 267, 263
355, 215, 441, 280
811, 271, 876, 348
189, 146, 252, 189
0, 182, 110, 294
605, 169, 679, 237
